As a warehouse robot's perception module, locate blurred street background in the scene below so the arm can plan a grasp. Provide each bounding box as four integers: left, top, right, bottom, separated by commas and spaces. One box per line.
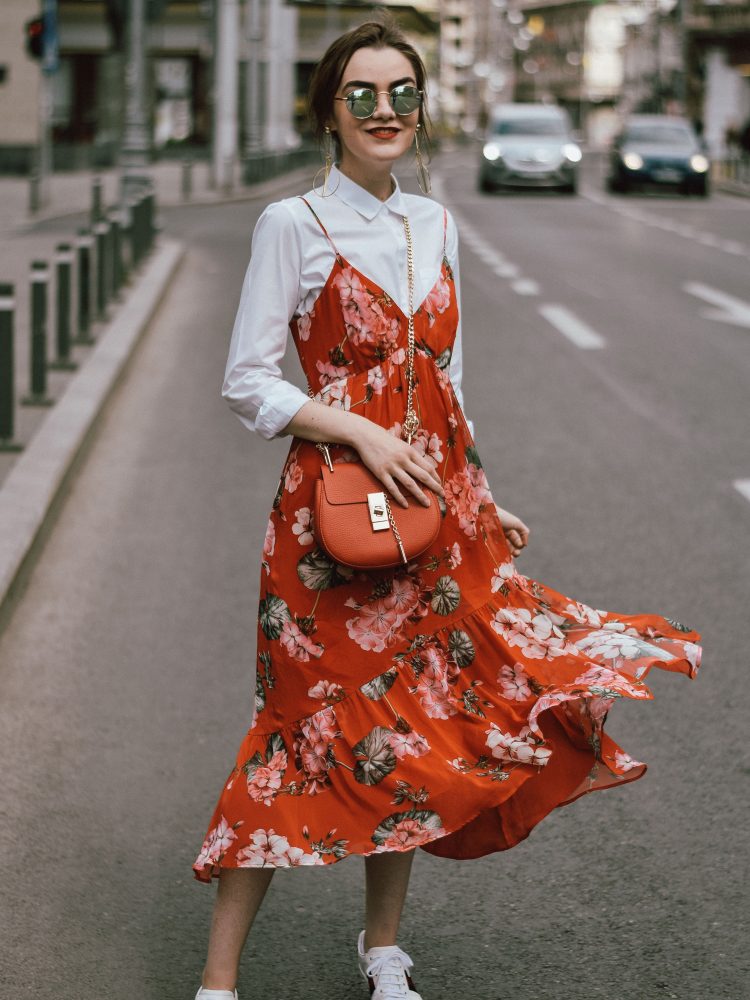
1, 3, 749, 1000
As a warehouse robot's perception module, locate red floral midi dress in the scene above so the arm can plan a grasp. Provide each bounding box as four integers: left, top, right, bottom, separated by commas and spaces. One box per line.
192, 196, 702, 878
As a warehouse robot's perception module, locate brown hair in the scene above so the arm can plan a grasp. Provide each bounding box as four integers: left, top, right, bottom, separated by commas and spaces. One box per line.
307, 10, 432, 164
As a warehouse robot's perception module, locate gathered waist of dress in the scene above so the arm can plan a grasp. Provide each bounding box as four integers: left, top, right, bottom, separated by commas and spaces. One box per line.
308, 345, 443, 403
284, 348, 469, 478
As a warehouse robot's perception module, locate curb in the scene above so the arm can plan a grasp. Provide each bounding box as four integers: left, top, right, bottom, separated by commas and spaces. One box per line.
714, 180, 750, 199
0, 237, 185, 628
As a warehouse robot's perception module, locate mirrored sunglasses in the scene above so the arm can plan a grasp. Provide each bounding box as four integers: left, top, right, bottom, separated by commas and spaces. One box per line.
334, 85, 423, 119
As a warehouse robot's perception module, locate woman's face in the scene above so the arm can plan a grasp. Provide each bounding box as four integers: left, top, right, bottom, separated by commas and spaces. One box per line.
328, 46, 420, 173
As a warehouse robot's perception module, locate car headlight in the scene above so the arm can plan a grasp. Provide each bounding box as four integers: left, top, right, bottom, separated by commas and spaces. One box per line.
483, 142, 502, 162
622, 152, 644, 170
690, 154, 709, 173
562, 143, 582, 163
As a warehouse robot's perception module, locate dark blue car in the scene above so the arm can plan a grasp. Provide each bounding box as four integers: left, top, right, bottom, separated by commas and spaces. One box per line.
607, 114, 710, 197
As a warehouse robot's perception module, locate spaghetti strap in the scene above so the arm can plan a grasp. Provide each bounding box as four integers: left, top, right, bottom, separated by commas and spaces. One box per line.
299, 196, 340, 257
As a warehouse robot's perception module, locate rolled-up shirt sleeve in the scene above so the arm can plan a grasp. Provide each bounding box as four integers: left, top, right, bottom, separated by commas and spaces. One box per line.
221, 200, 311, 441
445, 210, 475, 440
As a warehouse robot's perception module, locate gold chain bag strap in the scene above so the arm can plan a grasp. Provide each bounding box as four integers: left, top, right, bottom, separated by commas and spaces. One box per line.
306, 215, 441, 570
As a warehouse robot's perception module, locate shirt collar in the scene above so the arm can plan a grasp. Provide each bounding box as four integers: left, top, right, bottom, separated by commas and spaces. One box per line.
328, 162, 407, 220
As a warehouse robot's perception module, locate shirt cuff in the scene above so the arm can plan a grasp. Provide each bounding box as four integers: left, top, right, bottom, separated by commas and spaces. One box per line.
253, 382, 311, 441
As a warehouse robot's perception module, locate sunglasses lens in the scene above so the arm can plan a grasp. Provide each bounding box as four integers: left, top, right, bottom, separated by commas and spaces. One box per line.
346, 89, 377, 118
392, 86, 422, 114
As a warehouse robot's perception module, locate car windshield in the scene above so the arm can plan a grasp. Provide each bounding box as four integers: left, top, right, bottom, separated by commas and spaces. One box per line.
624, 123, 693, 144
493, 119, 567, 137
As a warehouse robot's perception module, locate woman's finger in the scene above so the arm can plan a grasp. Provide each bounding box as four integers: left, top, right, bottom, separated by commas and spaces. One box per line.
405, 458, 443, 496
402, 445, 442, 490
418, 457, 444, 495
391, 465, 431, 507
380, 472, 409, 508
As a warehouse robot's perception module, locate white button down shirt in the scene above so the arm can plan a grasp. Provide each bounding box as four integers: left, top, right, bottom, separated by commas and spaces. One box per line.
221, 162, 474, 441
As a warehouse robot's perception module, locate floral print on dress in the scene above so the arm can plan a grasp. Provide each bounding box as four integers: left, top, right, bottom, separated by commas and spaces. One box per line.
236, 828, 326, 866
192, 196, 702, 883
333, 267, 401, 357
444, 452, 494, 539
422, 271, 452, 325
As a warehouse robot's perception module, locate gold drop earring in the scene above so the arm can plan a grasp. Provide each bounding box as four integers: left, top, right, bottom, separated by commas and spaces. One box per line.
414, 122, 431, 195
313, 126, 340, 198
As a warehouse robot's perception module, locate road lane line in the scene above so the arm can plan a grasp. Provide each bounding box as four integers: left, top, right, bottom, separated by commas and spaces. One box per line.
734, 480, 750, 504
434, 181, 548, 307
683, 282, 750, 328
512, 278, 540, 295
493, 263, 520, 278
538, 304, 606, 349
581, 188, 750, 260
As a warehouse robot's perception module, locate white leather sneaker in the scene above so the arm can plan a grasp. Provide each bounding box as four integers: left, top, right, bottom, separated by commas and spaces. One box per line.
194, 988, 238, 1000
357, 929, 423, 1000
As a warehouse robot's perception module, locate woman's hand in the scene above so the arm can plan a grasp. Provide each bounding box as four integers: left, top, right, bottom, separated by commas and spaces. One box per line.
494, 503, 530, 558
281, 402, 443, 507
356, 422, 444, 509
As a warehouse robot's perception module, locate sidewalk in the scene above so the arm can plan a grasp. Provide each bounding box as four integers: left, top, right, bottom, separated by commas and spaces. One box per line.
712, 156, 750, 198
0, 158, 322, 626
0, 160, 314, 481
0, 157, 315, 237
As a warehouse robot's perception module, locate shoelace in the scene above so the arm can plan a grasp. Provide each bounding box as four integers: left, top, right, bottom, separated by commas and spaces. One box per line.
366, 945, 414, 999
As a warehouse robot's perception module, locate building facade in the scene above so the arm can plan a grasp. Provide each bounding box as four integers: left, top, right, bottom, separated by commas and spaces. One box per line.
684, 0, 750, 155
0, 0, 438, 174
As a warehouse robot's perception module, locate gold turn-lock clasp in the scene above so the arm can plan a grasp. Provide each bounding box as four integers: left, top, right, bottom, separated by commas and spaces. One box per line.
319, 443, 334, 471
367, 491, 390, 531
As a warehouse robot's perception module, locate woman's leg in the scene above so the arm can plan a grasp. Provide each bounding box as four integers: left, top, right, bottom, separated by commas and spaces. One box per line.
363, 848, 416, 950
201, 867, 275, 990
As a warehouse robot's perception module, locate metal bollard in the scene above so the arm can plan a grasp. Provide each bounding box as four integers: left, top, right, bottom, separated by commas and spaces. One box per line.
120, 203, 133, 279
128, 198, 140, 268
181, 157, 193, 201
74, 228, 95, 345
0, 283, 24, 451
144, 191, 154, 251
49, 243, 77, 371
104, 218, 115, 304
108, 210, 124, 297
222, 155, 234, 198
94, 219, 110, 320
91, 174, 103, 226
21, 261, 54, 407
28, 164, 41, 216
133, 195, 146, 266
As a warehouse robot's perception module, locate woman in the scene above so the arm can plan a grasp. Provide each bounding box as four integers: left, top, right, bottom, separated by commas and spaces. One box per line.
192, 15, 702, 1000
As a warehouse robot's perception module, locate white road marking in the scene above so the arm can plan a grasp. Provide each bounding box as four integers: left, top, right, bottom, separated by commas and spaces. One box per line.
449, 206, 533, 288
480, 250, 507, 266
538, 304, 606, 349
581, 188, 750, 259
511, 278, 540, 295
493, 263, 520, 278
734, 480, 750, 504
683, 282, 750, 329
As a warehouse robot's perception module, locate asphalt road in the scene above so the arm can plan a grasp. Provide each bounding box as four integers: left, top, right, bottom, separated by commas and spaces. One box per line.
0, 147, 747, 1000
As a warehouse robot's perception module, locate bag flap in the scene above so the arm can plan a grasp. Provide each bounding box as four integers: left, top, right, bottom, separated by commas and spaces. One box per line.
320, 462, 384, 505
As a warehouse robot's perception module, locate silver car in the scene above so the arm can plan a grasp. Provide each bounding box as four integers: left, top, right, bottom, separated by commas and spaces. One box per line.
478, 103, 582, 194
